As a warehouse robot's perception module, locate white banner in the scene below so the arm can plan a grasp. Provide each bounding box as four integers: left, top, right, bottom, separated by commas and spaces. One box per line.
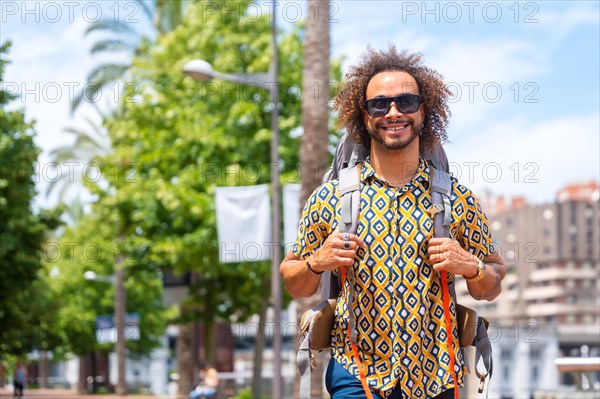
215, 185, 272, 263
283, 184, 302, 254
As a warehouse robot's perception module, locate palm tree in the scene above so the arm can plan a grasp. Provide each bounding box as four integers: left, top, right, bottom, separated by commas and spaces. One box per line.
296, 1, 331, 398
45, 113, 112, 205
71, 0, 188, 113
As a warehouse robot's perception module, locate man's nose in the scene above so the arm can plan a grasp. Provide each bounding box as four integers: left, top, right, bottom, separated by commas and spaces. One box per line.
386, 102, 402, 117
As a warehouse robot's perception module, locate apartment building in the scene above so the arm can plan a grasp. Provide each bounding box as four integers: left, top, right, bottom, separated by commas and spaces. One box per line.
456, 182, 600, 398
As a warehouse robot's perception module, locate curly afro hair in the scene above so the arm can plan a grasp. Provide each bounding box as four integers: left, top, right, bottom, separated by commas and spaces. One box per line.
333, 46, 452, 157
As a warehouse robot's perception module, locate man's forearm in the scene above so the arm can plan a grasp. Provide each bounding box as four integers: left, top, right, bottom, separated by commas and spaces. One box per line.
466, 248, 506, 301
280, 253, 322, 298
466, 261, 503, 301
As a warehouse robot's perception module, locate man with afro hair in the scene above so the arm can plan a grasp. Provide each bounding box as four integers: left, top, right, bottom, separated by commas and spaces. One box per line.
281, 46, 505, 399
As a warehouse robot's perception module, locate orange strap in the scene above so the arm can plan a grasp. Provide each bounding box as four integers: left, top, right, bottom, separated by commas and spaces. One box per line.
340, 267, 374, 399
440, 271, 459, 399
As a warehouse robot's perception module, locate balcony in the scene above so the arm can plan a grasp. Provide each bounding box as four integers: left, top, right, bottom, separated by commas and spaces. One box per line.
522, 284, 566, 300
527, 302, 599, 316
529, 266, 597, 283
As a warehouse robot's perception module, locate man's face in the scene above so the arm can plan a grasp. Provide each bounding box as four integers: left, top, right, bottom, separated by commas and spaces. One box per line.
362, 71, 424, 151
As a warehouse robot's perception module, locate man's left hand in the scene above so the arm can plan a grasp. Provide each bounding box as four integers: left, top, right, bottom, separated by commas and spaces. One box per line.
427, 237, 478, 277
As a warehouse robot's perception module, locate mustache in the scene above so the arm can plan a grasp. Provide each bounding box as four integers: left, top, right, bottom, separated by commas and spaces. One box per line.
377, 119, 413, 127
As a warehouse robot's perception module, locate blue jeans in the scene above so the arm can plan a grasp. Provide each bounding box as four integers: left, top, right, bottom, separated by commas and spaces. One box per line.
325, 357, 455, 399
189, 387, 216, 399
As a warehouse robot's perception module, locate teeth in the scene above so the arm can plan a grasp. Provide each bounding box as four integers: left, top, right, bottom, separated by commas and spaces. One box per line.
386, 124, 408, 131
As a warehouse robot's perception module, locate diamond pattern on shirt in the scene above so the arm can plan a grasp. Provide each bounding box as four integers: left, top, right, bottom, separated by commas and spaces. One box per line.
293, 159, 494, 399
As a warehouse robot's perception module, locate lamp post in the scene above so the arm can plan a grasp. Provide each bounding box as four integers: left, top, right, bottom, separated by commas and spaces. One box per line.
84, 267, 127, 396
182, 6, 282, 397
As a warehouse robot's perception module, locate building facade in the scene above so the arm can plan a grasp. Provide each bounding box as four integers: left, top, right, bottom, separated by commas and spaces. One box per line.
457, 182, 600, 398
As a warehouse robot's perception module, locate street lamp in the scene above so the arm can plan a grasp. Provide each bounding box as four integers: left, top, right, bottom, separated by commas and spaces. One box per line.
84, 268, 127, 396
182, 7, 283, 398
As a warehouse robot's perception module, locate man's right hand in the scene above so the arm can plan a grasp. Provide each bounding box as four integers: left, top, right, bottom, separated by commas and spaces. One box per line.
309, 230, 366, 273
279, 230, 366, 298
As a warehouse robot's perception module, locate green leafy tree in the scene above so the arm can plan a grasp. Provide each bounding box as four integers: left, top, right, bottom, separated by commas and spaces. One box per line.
0, 41, 61, 357
94, 0, 311, 394
47, 205, 166, 392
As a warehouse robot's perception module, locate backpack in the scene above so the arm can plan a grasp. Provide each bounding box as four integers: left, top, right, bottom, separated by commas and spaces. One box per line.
297, 133, 493, 399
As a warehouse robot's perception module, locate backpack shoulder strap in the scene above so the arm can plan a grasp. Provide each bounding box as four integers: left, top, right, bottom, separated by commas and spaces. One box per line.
430, 163, 494, 394
430, 164, 460, 399
338, 164, 361, 234
302, 162, 364, 399
319, 162, 361, 300
429, 164, 453, 235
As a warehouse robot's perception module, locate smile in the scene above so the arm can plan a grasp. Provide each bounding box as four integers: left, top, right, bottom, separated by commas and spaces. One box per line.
383, 123, 409, 131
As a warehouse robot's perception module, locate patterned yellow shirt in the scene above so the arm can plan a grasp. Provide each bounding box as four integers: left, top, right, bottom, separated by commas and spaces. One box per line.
293, 158, 495, 399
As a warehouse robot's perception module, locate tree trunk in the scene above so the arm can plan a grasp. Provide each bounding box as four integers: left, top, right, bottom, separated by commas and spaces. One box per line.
39, 350, 49, 388
177, 323, 194, 399
296, 1, 331, 398
300, 0, 331, 204
77, 354, 87, 393
251, 297, 268, 398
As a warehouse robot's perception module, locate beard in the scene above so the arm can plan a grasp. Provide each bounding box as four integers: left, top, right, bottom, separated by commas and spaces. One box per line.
368, 119, 422, 151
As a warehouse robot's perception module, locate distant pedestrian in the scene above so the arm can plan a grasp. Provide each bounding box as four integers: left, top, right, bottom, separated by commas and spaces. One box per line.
189, 361, 218, 399
13, 361, 27, 397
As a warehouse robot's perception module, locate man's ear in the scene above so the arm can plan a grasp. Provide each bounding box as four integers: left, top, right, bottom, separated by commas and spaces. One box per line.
362, 109, 370, 129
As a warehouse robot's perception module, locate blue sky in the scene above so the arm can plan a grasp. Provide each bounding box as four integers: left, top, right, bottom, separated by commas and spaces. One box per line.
2, 0, 599, 208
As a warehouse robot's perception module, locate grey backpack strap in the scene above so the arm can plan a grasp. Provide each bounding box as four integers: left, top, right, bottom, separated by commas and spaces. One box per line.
337, 165, 361, 346
319, 161, 362, 300
475, 318, 493, 394
429, 166, 453, 233
430, 164, 494, 392
338, 165, 361, 235
297, 331, 312, 399
299, 143, 364, 399
321, 165, 360, 299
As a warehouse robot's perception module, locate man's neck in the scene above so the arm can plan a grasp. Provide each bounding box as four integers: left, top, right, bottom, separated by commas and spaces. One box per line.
369, 141, 420, 186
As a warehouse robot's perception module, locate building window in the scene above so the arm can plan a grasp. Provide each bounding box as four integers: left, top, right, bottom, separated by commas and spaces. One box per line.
501, 349, 512, 360
544, 227, 551, 237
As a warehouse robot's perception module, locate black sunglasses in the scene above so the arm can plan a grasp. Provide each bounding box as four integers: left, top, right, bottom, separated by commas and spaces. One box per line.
364, 94, 423, 117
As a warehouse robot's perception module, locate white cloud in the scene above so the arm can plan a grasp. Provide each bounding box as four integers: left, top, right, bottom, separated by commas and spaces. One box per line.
4, 16, 125, 209
446, 113, 600, 204
428, 39, 543, 85
536, 3, 600, 44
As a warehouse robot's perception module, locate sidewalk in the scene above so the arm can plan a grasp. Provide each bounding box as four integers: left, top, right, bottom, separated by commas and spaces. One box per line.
0, 388, 158, 398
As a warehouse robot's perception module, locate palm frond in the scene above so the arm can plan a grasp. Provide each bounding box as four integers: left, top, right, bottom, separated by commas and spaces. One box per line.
86, 63, 130, 85
91, 39, 138, 55
85, 20, 138, 37
70, 63, 131, 113
135, 0, 154, 23
70, 90, 86, 115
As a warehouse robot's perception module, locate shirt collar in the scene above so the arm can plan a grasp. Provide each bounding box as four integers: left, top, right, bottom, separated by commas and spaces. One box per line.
361, 157, 431, 190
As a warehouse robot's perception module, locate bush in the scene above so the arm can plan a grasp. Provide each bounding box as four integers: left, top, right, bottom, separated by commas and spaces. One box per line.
228, 387, 270, 399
